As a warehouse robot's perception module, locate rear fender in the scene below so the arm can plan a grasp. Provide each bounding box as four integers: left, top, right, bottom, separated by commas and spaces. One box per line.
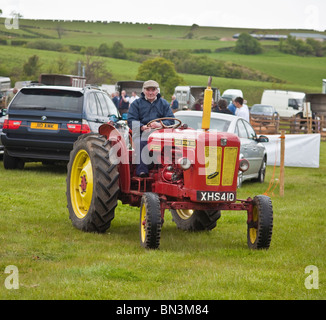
99, 123, 130, 193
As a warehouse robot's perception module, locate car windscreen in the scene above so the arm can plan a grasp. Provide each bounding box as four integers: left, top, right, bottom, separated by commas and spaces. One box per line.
106, 96, 119, 117
100, 92, 119, 117
251, 105, 273, 114
177, 115, 231, 132
9, 88, 83, 113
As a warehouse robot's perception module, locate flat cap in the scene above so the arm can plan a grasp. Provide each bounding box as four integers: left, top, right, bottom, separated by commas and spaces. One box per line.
143, 80, 159, 89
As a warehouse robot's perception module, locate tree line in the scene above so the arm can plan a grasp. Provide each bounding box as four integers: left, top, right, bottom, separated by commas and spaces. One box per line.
279, 35, 326, 57
235, 32, 326, 57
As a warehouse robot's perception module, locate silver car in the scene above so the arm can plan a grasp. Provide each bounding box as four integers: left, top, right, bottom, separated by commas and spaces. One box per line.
175, 110, 268, 187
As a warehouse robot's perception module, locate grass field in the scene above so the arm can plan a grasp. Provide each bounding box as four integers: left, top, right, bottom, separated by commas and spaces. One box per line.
207, 49, 326, 88
0, 142, 324, 300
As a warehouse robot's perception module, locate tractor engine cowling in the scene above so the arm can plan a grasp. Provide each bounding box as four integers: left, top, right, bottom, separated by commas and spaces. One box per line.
148, 128, 245, 203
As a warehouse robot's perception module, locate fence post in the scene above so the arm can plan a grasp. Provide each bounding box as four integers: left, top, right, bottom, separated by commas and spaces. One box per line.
308, 117, 312, 134
279, 130, 285, 196
321, 116, 325, 140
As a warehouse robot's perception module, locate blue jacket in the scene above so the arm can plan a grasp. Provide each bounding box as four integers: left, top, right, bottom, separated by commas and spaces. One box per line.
112, 96, 119, 108
171, 99, 179, 110
118, 95, 129, 111
128, 93, 175, 133
228, 103, 236, 115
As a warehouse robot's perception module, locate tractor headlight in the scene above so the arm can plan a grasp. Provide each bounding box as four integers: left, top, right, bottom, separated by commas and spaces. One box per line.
178, 157, 192, 170
239, 159, 249, 172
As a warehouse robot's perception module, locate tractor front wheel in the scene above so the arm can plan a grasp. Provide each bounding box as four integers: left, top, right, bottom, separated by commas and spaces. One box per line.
170, 209, 221, 231
67, 133, 119, 233
247, 195, 273, 249
140, 193, 162, 249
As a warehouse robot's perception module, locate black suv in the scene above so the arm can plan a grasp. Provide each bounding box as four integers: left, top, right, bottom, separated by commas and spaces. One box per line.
1, 85, 120, 169
0, 108, 6, 157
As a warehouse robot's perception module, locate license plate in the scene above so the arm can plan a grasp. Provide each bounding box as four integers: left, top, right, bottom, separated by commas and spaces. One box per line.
31, 122, 59, 130
197, 191, 235, 202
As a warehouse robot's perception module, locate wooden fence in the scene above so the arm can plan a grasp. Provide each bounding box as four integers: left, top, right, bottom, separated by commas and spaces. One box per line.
250, 115, 326, 140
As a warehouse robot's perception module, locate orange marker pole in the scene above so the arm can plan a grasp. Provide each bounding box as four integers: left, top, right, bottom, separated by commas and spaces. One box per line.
279, 130, 285, 197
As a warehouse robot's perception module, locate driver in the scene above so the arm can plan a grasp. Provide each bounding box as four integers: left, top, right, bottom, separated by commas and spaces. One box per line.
128, 80, 175, 177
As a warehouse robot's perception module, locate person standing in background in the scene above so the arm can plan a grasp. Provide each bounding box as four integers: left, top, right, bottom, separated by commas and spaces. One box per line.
170, 94, 179, 113
234, 96, 250, 122
227, 99, 236, 115
129, 91, 139, 106
118, 90, 130, 115
112, 91, 120, 108
216, 98, 233, 115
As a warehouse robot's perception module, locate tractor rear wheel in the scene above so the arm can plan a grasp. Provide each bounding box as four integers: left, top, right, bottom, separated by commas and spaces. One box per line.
67, 133, 119, 233
140, 193, 162, 249
170, 209, 221, 231
247, 195, 273, 249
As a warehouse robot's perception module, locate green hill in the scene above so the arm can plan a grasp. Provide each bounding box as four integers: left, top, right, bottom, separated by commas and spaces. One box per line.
0, 18, 325, 104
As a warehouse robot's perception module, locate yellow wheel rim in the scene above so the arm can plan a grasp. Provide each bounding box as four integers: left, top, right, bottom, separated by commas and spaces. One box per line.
70, 149, 93, 219
249, 207, 258, 244
140, 204, 147, 243
176, 209, 194, 220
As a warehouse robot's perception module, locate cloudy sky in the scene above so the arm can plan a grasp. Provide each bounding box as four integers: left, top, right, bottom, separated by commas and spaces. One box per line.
1, 0, 326, 31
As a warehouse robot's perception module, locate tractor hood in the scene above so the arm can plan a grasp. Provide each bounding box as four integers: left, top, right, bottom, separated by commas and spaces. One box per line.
148, 128, 240, 151
148, 128, 241, 196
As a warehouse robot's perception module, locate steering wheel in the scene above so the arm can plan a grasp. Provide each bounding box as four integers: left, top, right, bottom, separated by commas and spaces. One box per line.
146, 117, 182, 129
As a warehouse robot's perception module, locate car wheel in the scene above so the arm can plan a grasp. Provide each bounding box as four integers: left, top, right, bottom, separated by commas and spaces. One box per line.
255, 157, 266, 183
3, 150, 24, 170
237, 171, 243, 188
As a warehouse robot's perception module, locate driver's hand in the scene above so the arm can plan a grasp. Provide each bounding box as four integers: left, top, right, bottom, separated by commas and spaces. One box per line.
141, 125, 150, 131
148, 122, 162, 129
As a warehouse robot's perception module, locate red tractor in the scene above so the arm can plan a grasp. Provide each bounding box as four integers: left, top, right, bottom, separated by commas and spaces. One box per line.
66, 80, 273, 250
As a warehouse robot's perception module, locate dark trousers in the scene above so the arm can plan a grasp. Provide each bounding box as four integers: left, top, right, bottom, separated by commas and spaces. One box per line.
133, 136, 150, 176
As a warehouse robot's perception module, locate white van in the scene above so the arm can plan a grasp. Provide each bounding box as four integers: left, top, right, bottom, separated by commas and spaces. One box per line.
261, 90, 306, 117
221, 89, 243, 105
0, 77, 11, 92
